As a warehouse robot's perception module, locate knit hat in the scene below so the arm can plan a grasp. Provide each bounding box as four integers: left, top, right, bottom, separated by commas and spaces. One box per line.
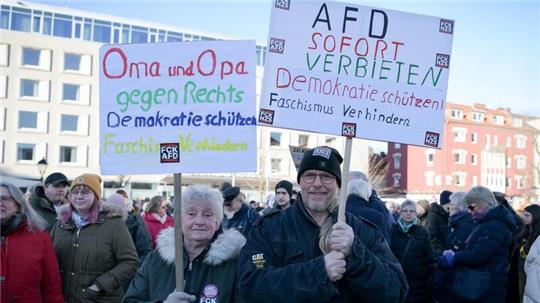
71, 174, 102, 199
44, 172, 69, 186
222, 186, 241, 206
297, 146, 343, 187
275, 180, 293, 198
440, 190, 453, 205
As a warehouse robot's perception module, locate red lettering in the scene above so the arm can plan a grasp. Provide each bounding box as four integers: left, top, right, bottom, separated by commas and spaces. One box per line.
276, 68, 291, 88
323, 35, 336, 52
340, 36, 352, 52
102, 48, 127, 79
374, 39, 388, 59
354, 38, 369, 56
308, 32, 322, 50
391, 41, 404, 60
197, 49, 216, 76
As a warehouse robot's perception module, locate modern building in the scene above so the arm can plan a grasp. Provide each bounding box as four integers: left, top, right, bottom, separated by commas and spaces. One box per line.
0, 0, 370, 201
386, 102, 539, 204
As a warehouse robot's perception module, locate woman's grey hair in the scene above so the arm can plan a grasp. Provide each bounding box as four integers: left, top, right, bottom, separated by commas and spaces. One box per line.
147, 195, 165, 214
182, 185, 223, 224
463, 186, 498, 209
1, 182, 46, 231
449, 191, 467, 212
400, 199, 417, 211
349, 171, 368, 182
347, 179, 372, 201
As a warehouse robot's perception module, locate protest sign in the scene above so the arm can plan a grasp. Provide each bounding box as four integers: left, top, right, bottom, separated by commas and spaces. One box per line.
289, 145, 311, 171
99, 41, 257, 174
259, 1, 454, 148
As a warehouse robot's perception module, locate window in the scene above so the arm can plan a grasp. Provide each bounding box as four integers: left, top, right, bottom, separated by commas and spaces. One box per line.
18, 111, 37, 129
22, 48, 40, 66
453, 127, 466, 142
515, 176, 525, 189
425, 150, 434, 167
394, 143, 401, 149
506, 178, 511, 188
63, 83, 79, 101
271, 158, 281, 173
425, 171, 435, 186
450, 109, 463, 119
17, 143, 35, 161
93, 20, 111, 43
64, 53, 80, 70
473, 176, 478, 186
270, 132, 281, 146
515, 135, 526, 149
493, 135, 498, 146
1, 7, 9, 29
493, 115, 504, 125
59, 146, 77, 163
61, 114, 78, 132
0, 44, 9, 66
515, 156, 526, 169
453, 173, 466, 187
512, 118, 523, 128
472, 112, 484, 122
11, 8, 31, 32
393, 153, 401, 170
453, 150, 466, 164
392, 173, 401, 187
53, 14, 72, 38
471, 132, 478, 144
20, 79, 38, 97
507, 156, 512, 168
485, 134, 490, 146
506, 137, 512, 147
471, 154, 477, 165
325, 136, 336, 147
131, 26, 148, 43
0, 75, 7, 98
298, 134, 309, 148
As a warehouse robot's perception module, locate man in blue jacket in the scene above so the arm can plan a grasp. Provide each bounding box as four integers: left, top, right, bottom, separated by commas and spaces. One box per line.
237, 146, 408, 302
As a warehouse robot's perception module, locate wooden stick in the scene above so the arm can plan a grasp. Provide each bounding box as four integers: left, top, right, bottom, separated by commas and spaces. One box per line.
338, 137, 353, 223
173, 173, 184, 291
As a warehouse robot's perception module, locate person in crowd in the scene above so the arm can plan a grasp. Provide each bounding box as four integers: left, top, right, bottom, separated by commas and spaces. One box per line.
349, 171, 395, 227
51, 174, 138, 302
390, 199, 434, 303
416, 199, 431, 227
262, 180, 295, 215
237, 146, 408, 302
345, 178, 389, 241
436, 191, 475, 303
218, 181, 233, 194
28, 172, 70, 232
249, 200, 258, 209
124, 185, 246, 303
142, 195, 175, 248
1, 182, 64, 303
436, 186, 516, 303
427, 190, 452, 253
222, 186, 260, 237
517, 204, 540, 300
106, 193, 152, 262
386, 201, 401, 221
524, 235, 540, 303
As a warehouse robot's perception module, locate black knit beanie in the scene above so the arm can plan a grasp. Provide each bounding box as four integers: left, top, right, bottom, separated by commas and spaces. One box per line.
275, 180, 293, 197
297, 146, 343, 187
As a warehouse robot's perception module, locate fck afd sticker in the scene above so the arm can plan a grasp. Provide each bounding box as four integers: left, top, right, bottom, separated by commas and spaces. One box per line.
160, 143, 180, 163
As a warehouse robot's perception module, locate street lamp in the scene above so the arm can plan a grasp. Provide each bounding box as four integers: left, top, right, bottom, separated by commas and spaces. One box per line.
37, 158, 48, 183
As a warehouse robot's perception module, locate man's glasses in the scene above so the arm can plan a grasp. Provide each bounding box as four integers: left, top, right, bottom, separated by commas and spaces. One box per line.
467, 204, 477, 211
0, 196, 15, 203
401, 209, 416, 213
301, 173, 335, 184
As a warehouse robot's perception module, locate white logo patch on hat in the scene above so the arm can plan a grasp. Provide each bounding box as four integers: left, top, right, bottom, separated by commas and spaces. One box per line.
312, 146, 332, 159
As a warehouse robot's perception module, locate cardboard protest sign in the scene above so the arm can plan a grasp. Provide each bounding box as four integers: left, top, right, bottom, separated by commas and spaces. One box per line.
99, 41, 257, 174
259, 1, 454, 148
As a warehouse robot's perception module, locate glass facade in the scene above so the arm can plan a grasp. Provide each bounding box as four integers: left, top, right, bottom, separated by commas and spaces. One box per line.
61, 114, 78, 131
20, 79, 38, 97
22, 47, 40, 66
64, 53, 81, 70
18, 111, 38, 128
63, 83, 80, 101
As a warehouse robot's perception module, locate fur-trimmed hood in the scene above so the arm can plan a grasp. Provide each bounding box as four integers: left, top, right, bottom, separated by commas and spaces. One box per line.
156, 227, 246, 266
56, 202, 128, 223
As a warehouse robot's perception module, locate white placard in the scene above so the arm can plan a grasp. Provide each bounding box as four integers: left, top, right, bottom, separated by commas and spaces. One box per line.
99, 41, 257, 175
259, 1, 454, 148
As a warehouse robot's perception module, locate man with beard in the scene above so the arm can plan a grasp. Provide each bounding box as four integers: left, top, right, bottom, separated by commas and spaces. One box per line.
237, 146, 408, 302
29, 172, 70, 232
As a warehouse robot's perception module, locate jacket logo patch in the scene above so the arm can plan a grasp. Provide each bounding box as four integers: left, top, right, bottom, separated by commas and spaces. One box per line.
200, 283, 218, 303
251, 253, 266, 269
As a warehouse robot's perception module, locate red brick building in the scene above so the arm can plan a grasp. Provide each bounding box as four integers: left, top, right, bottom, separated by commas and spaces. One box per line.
386, 103, 538, 202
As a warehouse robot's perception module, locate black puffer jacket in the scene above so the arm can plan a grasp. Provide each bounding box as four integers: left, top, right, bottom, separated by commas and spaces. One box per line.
426, 203, 450, 253
126, 213, 152, 262
346, 194, 390, 242
447, 211, 475, 251
390, 224, 435, 303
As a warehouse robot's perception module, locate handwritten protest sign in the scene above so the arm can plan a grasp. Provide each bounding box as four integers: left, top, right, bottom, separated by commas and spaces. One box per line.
99, 41, 257, 175
259, 1, 454, 148
289, 145, 311, 171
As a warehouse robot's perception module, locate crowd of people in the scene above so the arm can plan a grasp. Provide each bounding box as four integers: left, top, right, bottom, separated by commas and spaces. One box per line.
1, 145, 539, 303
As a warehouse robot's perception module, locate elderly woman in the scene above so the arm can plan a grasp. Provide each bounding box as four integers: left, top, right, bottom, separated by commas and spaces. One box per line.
51, 174, 138, 302
0, 182, 64, 303
390, 200, 435, 303
438, 186, 516, 303
447, 192, 475, 251
142, 195, 175, 248
124, 185, 246, 303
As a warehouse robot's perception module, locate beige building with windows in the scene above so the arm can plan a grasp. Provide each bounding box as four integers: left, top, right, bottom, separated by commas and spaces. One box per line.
0, 0, 369, 201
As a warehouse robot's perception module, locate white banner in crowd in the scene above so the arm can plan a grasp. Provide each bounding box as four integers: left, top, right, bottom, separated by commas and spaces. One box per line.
99, 41, 257, 175
259, 1, 454, 148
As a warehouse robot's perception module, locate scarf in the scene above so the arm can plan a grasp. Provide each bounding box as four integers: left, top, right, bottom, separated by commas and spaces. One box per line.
152, 212, 168, 224
72, 211, 90, 229
397, 216, 418, 234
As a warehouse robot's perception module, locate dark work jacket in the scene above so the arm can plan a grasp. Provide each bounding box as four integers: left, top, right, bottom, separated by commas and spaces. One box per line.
370, 190, 395, 227
390, 224, 435, 303
124, 228, 246, 303
126, 214, 152, 262
28, 185, 67, 233
453, 206, 516, 303
447, 211, 475, 251
346, 194, 390, 242
223, 204, 260, 238
426, 203, 450, 253
237, 195, 409, 303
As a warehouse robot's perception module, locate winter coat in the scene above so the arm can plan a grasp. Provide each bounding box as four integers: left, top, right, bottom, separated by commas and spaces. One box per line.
126, 213, 152, 261
0, 221, 64, 303
142, 212, 174, 248
223, 203, 260, 237
524, 236, 540, 303
452, 205, 516, 303
51, 203, 139, 303
447, 211, 475, 251
237, 195, 409, 303
28, 185, 67, 232
370, 190, 395, 227
346, 194, 390, 242
426, 203, 450, 253
390, 223, 435, 303
124, 227, 246, 303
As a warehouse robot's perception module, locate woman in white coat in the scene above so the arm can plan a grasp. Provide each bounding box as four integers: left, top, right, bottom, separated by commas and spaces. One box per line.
524, 236, 540, 303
